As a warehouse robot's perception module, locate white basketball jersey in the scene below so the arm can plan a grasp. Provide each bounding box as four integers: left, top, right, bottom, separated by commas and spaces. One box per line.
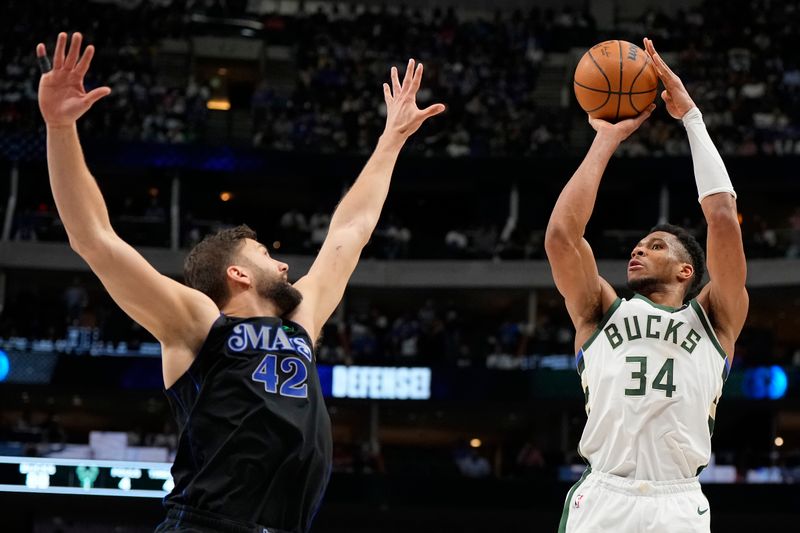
576, 294, 730, 481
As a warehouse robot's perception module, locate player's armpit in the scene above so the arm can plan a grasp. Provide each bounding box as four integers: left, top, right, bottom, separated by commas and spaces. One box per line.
288, 224, 367, 342
545, 232, 617, 347
75, 230, 220, 354
696, 284, 748, 361
697, 193, 749, 356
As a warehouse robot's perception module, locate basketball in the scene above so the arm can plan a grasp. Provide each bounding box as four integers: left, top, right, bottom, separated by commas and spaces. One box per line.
574, 40, 658, 121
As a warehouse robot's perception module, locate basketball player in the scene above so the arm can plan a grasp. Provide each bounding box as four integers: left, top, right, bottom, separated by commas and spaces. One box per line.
36, 32, 444, 533
546, 38, 747, 532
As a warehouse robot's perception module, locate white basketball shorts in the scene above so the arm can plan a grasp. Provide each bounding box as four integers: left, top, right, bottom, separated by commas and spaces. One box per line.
558, 469, 711, 533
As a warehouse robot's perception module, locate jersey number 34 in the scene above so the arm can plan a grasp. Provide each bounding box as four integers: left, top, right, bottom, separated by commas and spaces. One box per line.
624, 356, 676, 397
251, 354, 309, 398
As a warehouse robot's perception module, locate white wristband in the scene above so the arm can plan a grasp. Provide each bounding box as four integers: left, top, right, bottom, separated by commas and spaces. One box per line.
681, 107, 737, 202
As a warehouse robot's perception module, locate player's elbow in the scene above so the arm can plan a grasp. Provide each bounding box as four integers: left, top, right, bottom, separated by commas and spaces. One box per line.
330, 218, 372, 247
705, 205, 740, 232
67, 232, 91, 256
67, 229, 114, 260
702, 194, 738, 226
544, 224, 573, 257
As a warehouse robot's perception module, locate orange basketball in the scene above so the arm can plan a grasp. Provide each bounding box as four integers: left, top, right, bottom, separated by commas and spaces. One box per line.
574, 40, 658, 122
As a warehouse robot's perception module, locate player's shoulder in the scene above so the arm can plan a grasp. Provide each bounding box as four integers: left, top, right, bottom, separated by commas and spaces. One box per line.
693, 283, 748, 358
574, 278, 621, 351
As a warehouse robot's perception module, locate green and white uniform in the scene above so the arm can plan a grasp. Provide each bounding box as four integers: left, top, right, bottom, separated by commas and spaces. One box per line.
560, 294, 730, 533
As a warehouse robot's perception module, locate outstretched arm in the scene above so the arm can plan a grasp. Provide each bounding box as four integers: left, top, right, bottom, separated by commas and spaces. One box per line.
545, 107, 654, 348
644, 38, 748, 359
38, 33, 219, 385
290, 59, 445, 340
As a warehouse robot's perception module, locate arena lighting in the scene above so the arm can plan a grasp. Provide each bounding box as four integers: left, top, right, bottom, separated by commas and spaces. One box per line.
769, 366, 789, 399
775, 437, 784, 447
469, 438, 482, 448
206, 98, 231, 111
0, 350, 9, 382
743, 366, 788, 400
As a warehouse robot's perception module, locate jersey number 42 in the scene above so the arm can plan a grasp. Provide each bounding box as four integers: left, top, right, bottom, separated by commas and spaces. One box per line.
251, 354, 309, 398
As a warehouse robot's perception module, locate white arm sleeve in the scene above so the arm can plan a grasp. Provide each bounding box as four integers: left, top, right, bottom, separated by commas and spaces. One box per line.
681, 107, 737, 202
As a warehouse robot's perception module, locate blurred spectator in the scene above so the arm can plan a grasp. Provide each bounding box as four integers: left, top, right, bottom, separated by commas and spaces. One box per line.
391, 313, 421, 359
40, 411, 66, 452
455, 446, 492, 478
353, 441, 386, 475
445, 228, 469, 257
515, 440, 546, 478
3, 0, 800, 158
787, 208, 800, 259
279, 208, 310, 253
12, 210, 39, 241
63, 277, 89, 326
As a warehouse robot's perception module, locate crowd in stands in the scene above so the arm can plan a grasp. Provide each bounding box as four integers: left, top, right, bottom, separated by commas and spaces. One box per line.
616, 1, 800, 156
2, 1, 799, 158
11, 196, 800, 261
2, 274, 799, 370
314, 299, 576, 367
8, 404, 800, 485
250, 4, 573, 157
1, 0, 210, 145
0, 275, 577, 365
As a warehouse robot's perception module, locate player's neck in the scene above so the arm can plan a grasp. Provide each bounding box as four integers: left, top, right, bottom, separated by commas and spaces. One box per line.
221, 292, 282, 318
637, 287, 685, 310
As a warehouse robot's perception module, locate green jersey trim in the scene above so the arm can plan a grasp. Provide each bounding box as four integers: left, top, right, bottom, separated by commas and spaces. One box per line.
580, 298, 623, 352
558, 467, 591, 533
633, 293, 689, 313
690, 299, 729, 362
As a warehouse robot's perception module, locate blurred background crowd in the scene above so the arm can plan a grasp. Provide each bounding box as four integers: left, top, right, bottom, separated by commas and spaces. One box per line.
1, 1, 800, 531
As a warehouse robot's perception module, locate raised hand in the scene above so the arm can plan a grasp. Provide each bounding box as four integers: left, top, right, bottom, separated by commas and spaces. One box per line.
382, 59, 445, 140
643, 38, 697, 120
588, 103, 656, 143
37, 32, 111, 128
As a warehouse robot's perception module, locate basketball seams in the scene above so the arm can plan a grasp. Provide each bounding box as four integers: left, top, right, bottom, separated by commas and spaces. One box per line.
614, 40, 623, 122
584, 49, 612, 113
627, 56, 654, 114
575, 40, 657, 120
574, 80, 657, 95
586, 49, 612, 91
574, 84, 613, 112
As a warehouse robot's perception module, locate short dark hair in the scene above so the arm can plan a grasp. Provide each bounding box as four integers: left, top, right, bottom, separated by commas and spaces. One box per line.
649, 223, 706, 301
183, 224, 257, 307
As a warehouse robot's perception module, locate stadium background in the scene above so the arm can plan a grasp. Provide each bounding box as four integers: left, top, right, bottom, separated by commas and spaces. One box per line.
1, 0, 800, 531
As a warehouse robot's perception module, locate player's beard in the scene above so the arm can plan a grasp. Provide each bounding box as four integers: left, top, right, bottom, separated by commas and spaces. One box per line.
255, 273, 303, 316
627, 276, 664, 296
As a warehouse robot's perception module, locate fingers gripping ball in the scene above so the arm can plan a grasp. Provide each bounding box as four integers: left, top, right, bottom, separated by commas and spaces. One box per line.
574, 40, 658, 121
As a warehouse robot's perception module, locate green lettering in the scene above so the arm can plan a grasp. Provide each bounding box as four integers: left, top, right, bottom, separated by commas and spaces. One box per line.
652, 359, 677, 397
646, 315, 661, 339
681, 329, 701, 353
604, 323, 623, 349
624, 316, 642, 340
625, 356, 647, 396
664, 319, 684, 344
